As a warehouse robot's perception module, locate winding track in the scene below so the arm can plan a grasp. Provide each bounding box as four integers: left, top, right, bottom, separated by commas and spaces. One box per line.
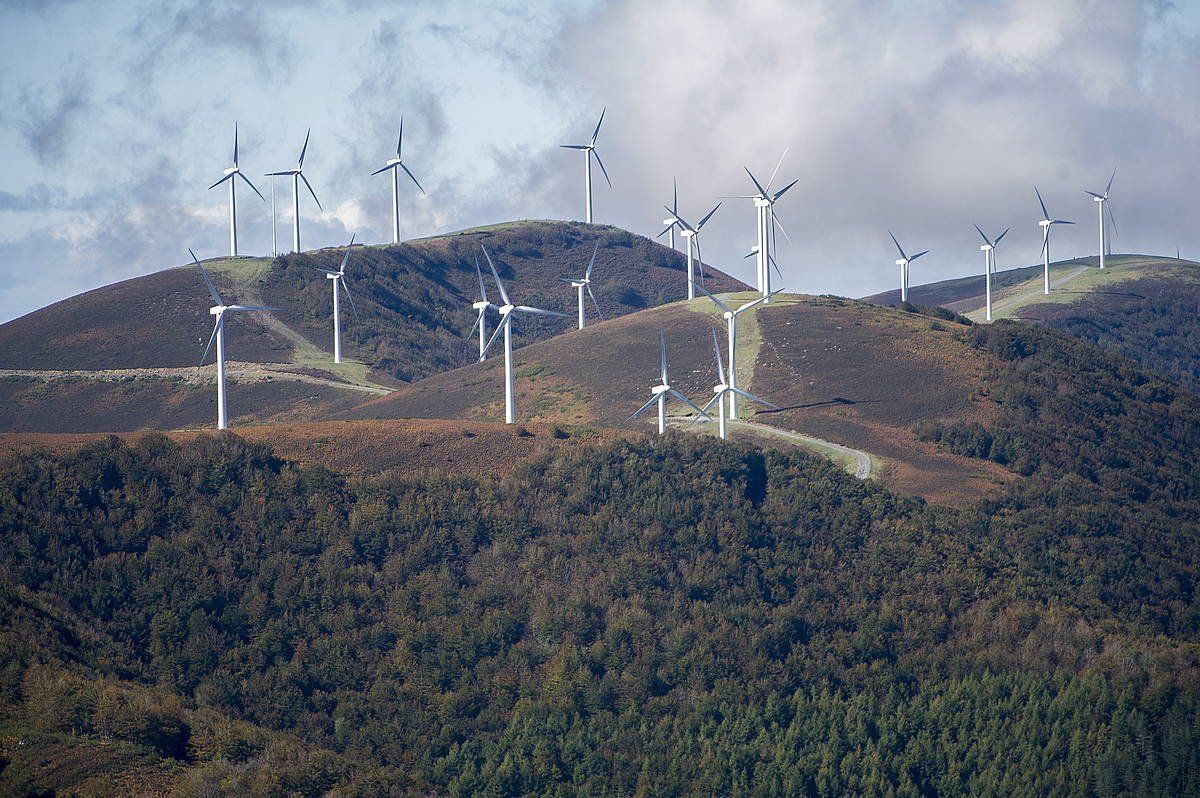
732, 419, 874, 479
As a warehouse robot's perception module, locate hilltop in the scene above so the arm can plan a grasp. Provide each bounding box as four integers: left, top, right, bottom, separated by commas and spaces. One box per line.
866, 255, 1200, 391
0, 221, 745, 431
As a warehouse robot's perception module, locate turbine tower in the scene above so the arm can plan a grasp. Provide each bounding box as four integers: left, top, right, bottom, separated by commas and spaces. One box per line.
266, 129, 322, 254
1084, 169, 1117, 270
662, 201, 721, 300
733, 151, 797, 300
696, 282, 779, 419
629, 328, 710, 434
311, 234, 360, 363
1035, 186, 1074, 295
208, 124, 265, 257
190, 249, 274, 430
694, 328, 776, 440
468, 254, 496, 360
888, 231, 928, 304
479, 245, 570, 423
974, 225, 1009, 323
559, 108, 610, 223
659, 178, 680, 252
372, 118, 425, 244
560, 241, 603, 330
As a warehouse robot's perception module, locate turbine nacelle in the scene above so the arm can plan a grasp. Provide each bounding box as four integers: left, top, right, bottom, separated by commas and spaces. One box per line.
980, 244, 993, 252
223, 166, 238, 177
651, 384, 670, 395
209, 305, 226, 316
472, 299, 492, 311
498, 303, 516, 316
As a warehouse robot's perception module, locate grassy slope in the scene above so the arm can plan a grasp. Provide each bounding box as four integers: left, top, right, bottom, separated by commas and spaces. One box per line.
343, 293, 1011, 504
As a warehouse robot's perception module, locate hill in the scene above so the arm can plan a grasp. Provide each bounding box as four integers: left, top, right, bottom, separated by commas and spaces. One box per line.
343, 292, 1014, 504
0, 221, 744, 433
1, 421, 1198, 795
866, 255, 1200, 391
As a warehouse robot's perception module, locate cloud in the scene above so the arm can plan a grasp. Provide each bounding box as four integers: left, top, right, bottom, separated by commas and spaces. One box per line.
16, 71, 89, 165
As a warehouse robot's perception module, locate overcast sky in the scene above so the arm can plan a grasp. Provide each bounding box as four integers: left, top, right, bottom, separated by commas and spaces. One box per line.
1, 0, 1198, 322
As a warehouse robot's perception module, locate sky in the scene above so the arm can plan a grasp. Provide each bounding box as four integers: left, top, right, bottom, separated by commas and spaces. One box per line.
1, 0, 1199, 322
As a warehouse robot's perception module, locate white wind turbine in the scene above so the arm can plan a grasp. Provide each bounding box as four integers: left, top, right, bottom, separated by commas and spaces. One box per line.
1035, 186, 1074, 295
733, 151, 797, 300
695, 282, 780, 419
468, 254, 496, 361
1085, 168, 1117, 270
560, 241, 603, 330
208, 123, 265, 258
266, 129, 322, 254
479, 245, 570, 424
694, 328, 777, 440
888, 231, 928, 303
662, 201, 721, 300
628, 328, 710, 434
974, 225, 1009, 322
372, 118, 425, 244
191, 249, 275, 430
659, 178, 680, 252
311, 234, 360, 363
560, 108, 611, 223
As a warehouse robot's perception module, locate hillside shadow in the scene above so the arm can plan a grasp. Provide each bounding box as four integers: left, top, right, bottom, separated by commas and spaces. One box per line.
758, 396, 877, 415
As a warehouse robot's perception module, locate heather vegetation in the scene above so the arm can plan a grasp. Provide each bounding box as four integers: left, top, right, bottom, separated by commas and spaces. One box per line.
2, 422, 1198, 795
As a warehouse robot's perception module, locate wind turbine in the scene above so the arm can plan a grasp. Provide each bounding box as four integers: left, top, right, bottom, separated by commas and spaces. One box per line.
659, 178, 680, 252
372, 118, 425, 244
694, 328, 776, 440
662, 201, 721, 300
887, 232, 927, 304
560, 108, 611, 223
628, 328, 710, 434
468, 254, 496, 360
190, 249, 274, 431
312, 234, 360, 363
560, 241, 603, 330
1085, 168, 1117, 270
266, 129, 322, 254
974, 225, 1009, 322
208, 123, 265, 258
696, 282, 780, 419
731, 150, 797, 300
1035, 187, 1074, 295
479, 245, 570, 423
269, 177, 278, 257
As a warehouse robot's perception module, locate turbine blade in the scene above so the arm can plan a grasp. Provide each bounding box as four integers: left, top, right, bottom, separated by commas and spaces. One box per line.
770, 211, 793, 244
669, 388, 711, 419
298, 128, 311, 166
995, 227, 1010, 246
656, 224, 675, 239
1085, 190, 1105, 200
397, 117, 404, 158
468, 307, 484, 338
474, 253, 488, 302
766, 147, 789, 191
1052, 219, 1075, 225
672, 176, 678, 213
1106, 167, 1116, 196
697, 202, 721, 229
190, 250, 223, 305
371, 163, 394, 176
888, 230, 907, 261
481, 245, 510, 306
974, 224, 991, 246
909, 249, 929, 262
729, 386, 777, 409
744, 167, 768, 197
586, 284, 604, 320
238, 171, 266, 201
480, 314, 509, 359
200, 316, 221, 366
712, 327, 725, 381
628, 394, 660, 421
772, 178, 798, 202
659, 328, 668, 384
232, 122, 239, 166
340, 277, 359, 321
1106, 202, 1118, 240
300, 173, 322, 210
694, 280, 732, 314
692, 393, 723, 424
585, 240, 599, 280
312, 266, 340, 276
559, 144, 590, 150
592, 149, 612, 188
591, 106, 605, 144
399, 161, 425, 195
663, 205, 692, 230
770, 252, 785, 282
208, 174, 234, 190
514, 305, 571, 319
226, 305, 275, 312
1035, 185, 1049, 220
338, 232, 356, 273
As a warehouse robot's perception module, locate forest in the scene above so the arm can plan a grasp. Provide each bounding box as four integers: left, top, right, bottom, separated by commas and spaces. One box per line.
1, 370, 1198, 797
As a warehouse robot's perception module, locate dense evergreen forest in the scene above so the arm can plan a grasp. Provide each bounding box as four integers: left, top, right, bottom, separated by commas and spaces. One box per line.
1, 322, 1199, 795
